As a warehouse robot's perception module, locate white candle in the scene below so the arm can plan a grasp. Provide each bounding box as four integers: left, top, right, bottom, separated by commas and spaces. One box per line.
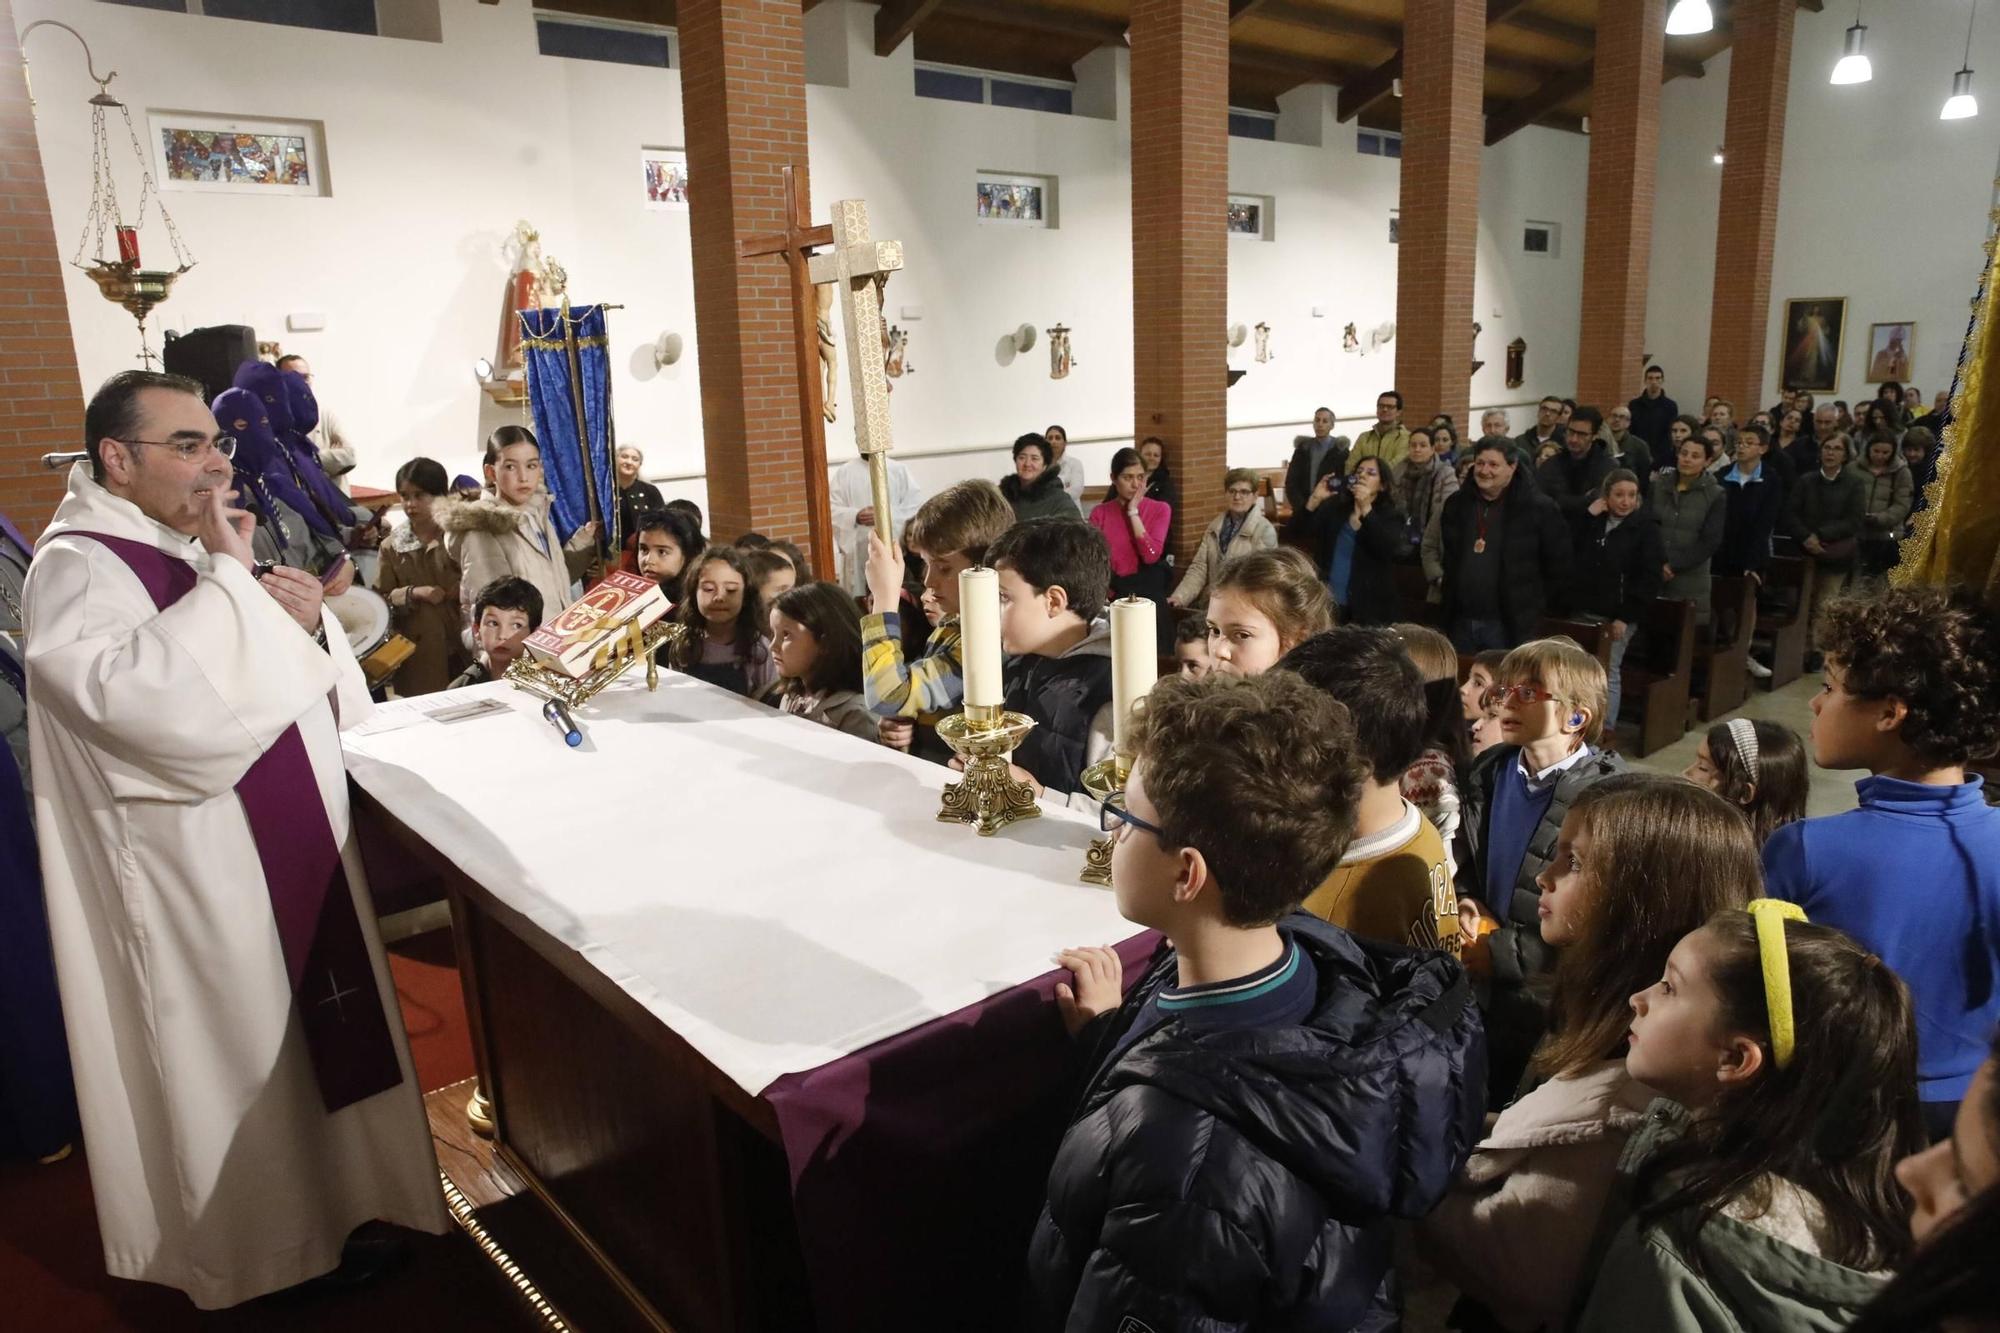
1110, 597, 1157, 759
959, 566, 1004, 708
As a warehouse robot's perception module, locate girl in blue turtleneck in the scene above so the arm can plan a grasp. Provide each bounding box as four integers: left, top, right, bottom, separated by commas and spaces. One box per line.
1763, 584, 2000, 1145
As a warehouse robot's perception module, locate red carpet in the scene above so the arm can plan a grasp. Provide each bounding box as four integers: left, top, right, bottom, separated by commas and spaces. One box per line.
388, 929, 477, 1094
0, 930, 514, 1330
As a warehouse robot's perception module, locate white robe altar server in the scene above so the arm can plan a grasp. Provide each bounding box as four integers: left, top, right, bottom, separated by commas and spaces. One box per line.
23, 371, 444, 1309
830, 454, 922, 597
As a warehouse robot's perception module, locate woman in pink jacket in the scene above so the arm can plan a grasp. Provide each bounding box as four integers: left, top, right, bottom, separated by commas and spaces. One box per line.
1089, 446, 1173, 652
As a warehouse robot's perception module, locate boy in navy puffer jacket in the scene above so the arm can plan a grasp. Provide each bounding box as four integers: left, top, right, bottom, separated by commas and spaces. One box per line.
1029, 671, 1486, 1331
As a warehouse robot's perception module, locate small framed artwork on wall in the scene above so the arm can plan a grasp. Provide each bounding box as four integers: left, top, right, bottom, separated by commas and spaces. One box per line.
1780, 297, 1847, 392
1227, 194, 1273, 240
975, 171, 1055, 227
642, 149, 689, 209
151, 111, 328, 197
1864, 321, 1914, 383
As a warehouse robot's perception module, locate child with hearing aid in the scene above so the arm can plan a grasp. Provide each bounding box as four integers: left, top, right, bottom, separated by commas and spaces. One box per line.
1456, 636, 1625, 1107
1575, 902, 1927, 1331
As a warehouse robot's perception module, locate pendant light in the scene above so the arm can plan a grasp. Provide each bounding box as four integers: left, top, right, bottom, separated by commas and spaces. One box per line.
1943, 1, 1980, 119
1665, 1, 1714, 37
1831, 3, 1872, 84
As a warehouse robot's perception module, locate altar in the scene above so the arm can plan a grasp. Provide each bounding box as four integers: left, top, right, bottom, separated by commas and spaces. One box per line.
343, 677, 1153, 1333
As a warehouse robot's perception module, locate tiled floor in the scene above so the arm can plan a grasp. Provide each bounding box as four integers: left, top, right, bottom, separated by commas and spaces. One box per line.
1621, 671, 1867, 820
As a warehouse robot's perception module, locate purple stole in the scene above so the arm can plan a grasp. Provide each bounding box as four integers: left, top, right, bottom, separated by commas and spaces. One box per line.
72, 532, 401, 1112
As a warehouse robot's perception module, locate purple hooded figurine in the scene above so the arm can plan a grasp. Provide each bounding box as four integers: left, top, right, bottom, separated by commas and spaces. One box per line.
233, 360, 353, 530
211, 386, 341, 542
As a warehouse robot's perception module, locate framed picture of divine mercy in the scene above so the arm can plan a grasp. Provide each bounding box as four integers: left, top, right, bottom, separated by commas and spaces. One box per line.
1780, 297, 1846, 393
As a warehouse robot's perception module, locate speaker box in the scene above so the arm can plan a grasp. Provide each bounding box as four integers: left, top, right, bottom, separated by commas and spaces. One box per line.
162, 324, 258, 402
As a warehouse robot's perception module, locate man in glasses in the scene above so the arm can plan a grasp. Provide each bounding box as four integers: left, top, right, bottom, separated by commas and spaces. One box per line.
21, 371, 445, 1308
1029, 671, 1483, 1329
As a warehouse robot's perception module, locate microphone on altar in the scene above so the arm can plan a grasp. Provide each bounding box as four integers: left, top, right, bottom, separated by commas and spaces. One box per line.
542, 698, 582, 748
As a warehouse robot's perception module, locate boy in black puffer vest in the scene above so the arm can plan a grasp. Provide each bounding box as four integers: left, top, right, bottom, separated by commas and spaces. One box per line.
1455, 636, 1624, 1108
1030, 672, 1486, 1331
990, 518, 1115, 805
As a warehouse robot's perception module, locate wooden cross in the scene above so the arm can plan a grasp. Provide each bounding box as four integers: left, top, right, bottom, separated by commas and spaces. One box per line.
807, 199, 904, 535
741, 169, 906, 579
740, 166, 837, 580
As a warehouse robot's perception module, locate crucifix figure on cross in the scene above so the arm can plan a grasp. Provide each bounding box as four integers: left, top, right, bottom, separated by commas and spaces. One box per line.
740, 167, 904, 580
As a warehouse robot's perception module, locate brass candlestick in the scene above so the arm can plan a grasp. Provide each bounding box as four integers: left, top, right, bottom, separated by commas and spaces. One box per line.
936, 703, 1040, 836
1077, 754, 1129, 886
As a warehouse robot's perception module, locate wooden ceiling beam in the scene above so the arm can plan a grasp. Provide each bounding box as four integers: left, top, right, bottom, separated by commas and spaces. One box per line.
1335, 53, 1401, 122
1230, 42, 1369, 87
1229, 0, 1277, 24
875, 0, 945, 56
1499, 9, 1706, 81
1251, 2, 1400, 48
1485, 58, 1591, 145
936, 0, 1125, 46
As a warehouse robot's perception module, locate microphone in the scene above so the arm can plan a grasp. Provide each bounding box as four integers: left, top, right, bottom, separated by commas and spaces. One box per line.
541, 698, 583, 748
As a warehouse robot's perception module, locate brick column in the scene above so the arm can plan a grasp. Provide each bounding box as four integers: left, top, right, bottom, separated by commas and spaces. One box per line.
1130, 0, 1228, 569
1576, 0, 1665, 409
0, 0, 86, 538
678, 0, 811, 546
1704, 0, 1796, 415
1394, 0, 1484, 430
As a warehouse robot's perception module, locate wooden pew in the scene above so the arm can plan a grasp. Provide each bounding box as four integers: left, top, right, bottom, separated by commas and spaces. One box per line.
1757, 555, 1815, 689
1694, 574, 1757, 722
1392, 563, 1442, 627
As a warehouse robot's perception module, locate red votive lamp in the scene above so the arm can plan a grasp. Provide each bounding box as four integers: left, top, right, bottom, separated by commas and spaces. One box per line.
116, 226, 140, 266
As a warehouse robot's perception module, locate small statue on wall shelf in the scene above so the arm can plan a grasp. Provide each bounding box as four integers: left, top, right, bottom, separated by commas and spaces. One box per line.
1506, 337, 1527, 389
1254, 321, 1272, 363
886, 324, 910, 378
1048, 324, 1074, 379
1342, 322, 1359, 354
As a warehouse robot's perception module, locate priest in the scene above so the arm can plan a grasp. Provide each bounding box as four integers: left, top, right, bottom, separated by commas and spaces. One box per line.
830, 452, 922, 598
23, 370, 446, 1308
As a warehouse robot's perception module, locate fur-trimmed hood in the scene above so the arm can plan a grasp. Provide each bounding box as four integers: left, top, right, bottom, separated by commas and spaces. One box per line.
436, 488, 551, 538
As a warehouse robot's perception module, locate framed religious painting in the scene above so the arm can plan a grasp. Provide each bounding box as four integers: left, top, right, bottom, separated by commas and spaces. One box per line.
1779, 297, 1847, 393
151, 111, 328, 197
1864, 321, 1915, 383
641, 148, 689, 209
975, 171, 1054, 227
1227, 194, 1273, 240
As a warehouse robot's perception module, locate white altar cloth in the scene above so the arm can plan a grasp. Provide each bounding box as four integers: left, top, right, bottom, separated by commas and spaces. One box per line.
343, 676, 1134, 1096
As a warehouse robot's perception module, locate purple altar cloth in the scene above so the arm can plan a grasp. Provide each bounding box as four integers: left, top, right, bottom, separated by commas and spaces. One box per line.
762, 929, 1162, 1333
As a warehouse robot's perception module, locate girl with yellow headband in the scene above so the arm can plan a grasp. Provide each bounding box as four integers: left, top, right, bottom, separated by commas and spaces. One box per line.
1575, 903, 1926, 1331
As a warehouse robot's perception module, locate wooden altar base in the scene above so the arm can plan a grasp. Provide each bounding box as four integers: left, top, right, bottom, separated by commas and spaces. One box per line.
371, 795, 815, 1333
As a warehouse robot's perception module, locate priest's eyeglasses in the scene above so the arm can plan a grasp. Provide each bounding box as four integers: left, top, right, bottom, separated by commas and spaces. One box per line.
117, 435, 237, 463
1099, 791, 1165, 842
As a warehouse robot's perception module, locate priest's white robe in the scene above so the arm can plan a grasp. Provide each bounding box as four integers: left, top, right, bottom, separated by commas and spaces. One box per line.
829, 455, 923, 597
23, 467, 445, 1309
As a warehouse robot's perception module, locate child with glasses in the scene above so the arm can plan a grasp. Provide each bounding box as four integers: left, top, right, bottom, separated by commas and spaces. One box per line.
1030, 672, 1484, 1331
1456, 636, 1625, 1107
1576, 905, 1924, 1331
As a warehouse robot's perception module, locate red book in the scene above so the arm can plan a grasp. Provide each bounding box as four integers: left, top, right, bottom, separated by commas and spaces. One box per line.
523, 569, 669, 677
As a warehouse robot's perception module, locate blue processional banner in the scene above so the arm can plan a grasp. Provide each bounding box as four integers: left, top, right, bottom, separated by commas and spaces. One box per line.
519, 303, 617, 549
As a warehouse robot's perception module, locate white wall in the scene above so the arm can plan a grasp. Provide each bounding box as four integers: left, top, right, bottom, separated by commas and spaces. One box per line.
1649, 6, 2000, 410
26, 0, 1590, 508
